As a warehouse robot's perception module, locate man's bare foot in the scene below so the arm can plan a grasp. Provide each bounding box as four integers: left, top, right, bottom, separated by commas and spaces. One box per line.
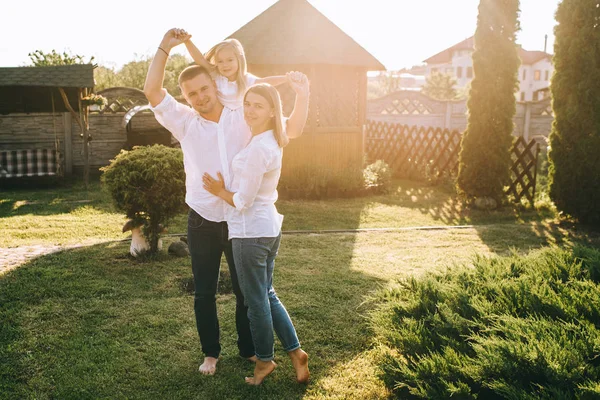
198, 357, 218, 375
289, 349, 310, 383
246, 355, 258, 363
245, 360, 276, 385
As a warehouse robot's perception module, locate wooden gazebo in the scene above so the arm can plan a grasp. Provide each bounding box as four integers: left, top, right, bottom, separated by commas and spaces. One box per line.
228, 0, 385, 179
0, 65, 95, 183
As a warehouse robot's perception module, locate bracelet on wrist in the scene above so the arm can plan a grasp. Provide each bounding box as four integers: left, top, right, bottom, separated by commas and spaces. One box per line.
158, 47, 169, 56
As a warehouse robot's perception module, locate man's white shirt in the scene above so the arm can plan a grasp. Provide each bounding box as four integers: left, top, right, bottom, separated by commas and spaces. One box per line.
151, 92, 251, 222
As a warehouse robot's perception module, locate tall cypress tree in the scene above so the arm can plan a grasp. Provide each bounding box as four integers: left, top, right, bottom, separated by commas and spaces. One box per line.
457, 0, 521, 202
548, 0, 600, 226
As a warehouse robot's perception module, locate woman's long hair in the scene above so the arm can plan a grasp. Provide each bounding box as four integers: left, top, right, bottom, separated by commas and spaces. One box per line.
205, 39, 248, 96
244, 84, 289, 148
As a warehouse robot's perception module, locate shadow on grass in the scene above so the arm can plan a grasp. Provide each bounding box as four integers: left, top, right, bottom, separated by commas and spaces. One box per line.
0, 178, 116, 218
0, 229, 383, 399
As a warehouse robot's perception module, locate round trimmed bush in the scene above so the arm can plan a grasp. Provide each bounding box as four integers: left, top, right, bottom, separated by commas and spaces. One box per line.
101, 145, 186, 254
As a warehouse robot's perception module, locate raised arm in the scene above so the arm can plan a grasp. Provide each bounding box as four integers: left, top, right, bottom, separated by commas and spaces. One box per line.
143, 28, 187, 107
285, 72, 310, 139
184, 38, 214, 72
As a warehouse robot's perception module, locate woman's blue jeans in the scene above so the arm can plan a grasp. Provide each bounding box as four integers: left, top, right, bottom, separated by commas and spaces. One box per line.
232, 233, 300, 361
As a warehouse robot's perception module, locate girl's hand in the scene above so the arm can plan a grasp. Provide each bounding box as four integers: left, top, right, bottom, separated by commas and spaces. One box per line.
287, 71, 310, 97
175, 28, 192, 42
162, 28, 187, 50
202, 172, 225, 197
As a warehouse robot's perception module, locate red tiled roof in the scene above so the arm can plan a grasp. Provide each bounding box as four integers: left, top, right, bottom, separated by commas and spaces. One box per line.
423, 36, 551, 65
423, 37, 474, 64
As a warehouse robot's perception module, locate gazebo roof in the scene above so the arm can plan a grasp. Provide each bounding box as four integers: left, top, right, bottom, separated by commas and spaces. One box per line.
0, 65, 94, 114
228, 0, 385, 70
0, 64, 95, 88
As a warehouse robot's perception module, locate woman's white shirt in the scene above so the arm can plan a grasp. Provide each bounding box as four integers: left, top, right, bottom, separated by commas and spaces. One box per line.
214, 73, 258, 110
227, 129, 283, 239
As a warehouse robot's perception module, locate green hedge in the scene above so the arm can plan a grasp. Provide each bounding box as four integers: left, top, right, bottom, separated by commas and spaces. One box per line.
548, 0, 600, 226
457, 0, 520, 202
372, 246, 600, 399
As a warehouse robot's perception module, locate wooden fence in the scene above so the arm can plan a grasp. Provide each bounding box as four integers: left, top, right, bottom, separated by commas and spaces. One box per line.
365, 120, 541, 205
367, 90, 553, 142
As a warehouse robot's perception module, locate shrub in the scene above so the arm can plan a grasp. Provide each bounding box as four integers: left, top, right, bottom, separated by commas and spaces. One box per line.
457, 0, 520, 202
548, 0, 600, 227
372, 245, 600, 398
101, 145, 186, 254
364, 160, 392, 193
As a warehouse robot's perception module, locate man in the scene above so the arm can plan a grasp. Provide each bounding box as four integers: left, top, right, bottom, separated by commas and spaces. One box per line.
143, 28, 305, 375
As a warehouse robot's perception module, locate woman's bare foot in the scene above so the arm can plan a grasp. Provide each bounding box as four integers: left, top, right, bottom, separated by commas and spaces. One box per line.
289, 348, 310, 383
247, 355, 258, 363
245, 360, 276, 385
198, 357, 218, 375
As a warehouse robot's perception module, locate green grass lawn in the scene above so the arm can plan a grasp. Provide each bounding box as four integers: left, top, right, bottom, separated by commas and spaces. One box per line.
1, 178, 596, 399
1, 179, 556, 248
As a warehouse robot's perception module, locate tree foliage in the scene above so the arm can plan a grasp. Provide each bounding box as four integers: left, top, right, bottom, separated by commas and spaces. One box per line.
28, 49, 94, 66
548, 0, 600, 226
101, 145, 186, 254
457, 0, 521, 202
367, 71, 402, 99
94, 54, 191, 94
421, 72, 458, 100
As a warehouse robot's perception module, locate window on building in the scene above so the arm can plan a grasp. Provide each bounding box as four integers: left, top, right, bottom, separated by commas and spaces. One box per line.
431, 67, 438, 74
522, 69, 527, 80
456, 67, 463, 79
545, 70, 550, 81
534, 70, 541, 81
467, 67, 473, 78
520, 92, 526, 101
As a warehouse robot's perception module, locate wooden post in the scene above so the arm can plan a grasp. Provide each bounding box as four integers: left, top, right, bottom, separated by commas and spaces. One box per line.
358, 68, 368, 165
78, 89, 89, 188
309, 64, 317, 134
523, 102, 532, 141
63, 112, 73, 176
444, 101, 452, 130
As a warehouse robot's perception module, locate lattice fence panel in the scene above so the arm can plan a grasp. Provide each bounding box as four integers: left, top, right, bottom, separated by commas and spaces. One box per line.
365, 120, 461, 179
506, 136, 540, 205
315, 67, 360, 127
366, 120, 540, 205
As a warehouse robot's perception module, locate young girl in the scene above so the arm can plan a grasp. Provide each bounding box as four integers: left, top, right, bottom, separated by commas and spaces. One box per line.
202, 74, 311, 385
181, 32, 288, 109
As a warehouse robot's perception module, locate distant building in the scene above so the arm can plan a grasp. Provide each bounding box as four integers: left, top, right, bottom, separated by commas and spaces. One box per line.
423, 36, 553, 101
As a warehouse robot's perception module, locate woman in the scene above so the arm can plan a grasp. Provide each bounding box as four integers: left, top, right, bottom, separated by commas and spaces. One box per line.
203, 72, 310, 385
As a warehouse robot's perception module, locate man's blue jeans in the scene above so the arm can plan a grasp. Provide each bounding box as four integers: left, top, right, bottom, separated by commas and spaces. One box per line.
187, 209, 254, 359
232, 233, 300, 361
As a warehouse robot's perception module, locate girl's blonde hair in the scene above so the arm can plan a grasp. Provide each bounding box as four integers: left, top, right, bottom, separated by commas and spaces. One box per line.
244, 83, 289, 148
205, 38, 248, 96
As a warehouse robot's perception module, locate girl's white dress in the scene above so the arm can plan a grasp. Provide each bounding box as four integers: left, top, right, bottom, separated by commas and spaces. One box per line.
214, 73, 258, 109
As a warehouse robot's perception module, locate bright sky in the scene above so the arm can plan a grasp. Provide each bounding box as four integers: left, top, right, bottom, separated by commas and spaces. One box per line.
1, 0, 560, 71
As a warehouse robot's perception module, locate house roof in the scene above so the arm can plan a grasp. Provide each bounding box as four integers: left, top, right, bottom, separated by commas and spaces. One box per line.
0, 64, 95, 88
423, 36, 552, 65
518, 49, 551, 65
423, 37, 474, 64
227, 0, 385, 70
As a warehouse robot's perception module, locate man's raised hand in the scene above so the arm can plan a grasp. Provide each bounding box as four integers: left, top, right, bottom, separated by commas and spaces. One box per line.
161, 28, 189, 52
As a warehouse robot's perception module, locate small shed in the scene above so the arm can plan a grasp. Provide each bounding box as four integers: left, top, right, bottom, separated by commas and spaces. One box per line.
228, 0, 385, 179
0, 65, 95, 179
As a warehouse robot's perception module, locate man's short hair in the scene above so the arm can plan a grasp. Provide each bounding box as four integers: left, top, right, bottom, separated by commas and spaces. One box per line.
178, 65, 212, 86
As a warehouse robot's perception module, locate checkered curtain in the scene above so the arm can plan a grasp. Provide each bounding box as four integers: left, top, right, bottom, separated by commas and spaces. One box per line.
0, 149, 58, 178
